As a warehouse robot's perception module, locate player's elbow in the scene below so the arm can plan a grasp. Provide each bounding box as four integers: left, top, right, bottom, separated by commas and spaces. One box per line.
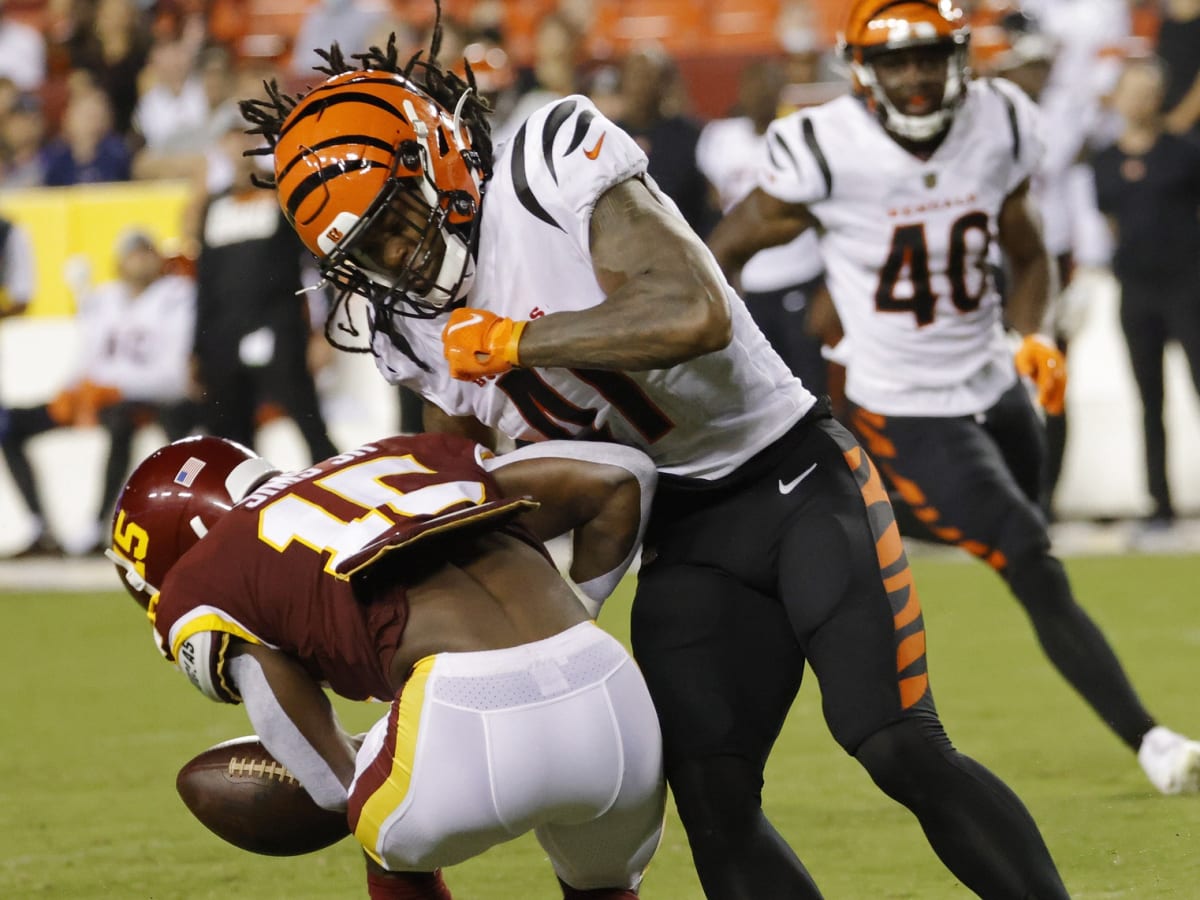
707, 231, 745, 282
649, 296, 730, 365
684, 285, 733, 356
600, 475, 643, 558
667, 261, 732, 353
574, 474, 642, 578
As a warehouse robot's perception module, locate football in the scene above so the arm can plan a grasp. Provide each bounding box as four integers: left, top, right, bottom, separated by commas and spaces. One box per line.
176, 736, 351, 856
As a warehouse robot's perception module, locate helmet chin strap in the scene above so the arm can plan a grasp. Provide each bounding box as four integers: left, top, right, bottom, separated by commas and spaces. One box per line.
435, 231, 475, 301
349, 227, 474, 308
105, 548, 160, 599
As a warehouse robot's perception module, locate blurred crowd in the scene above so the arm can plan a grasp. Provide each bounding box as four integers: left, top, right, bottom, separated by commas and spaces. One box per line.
0, 0, 1198, 558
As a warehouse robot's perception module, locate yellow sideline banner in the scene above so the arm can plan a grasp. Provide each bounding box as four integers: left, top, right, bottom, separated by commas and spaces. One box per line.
0, 180, 192, 317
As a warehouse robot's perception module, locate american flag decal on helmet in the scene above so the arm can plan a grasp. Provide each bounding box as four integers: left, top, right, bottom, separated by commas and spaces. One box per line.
175, 457, 206, 487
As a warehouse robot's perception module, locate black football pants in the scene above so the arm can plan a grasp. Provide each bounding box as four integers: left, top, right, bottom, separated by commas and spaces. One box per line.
632, 407, 1067, 899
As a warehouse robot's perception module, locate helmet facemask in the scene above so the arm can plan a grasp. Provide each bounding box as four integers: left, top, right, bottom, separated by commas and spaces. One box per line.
850, 37, 969, 142
317, 140, 479, 324
298, 88, 486, 361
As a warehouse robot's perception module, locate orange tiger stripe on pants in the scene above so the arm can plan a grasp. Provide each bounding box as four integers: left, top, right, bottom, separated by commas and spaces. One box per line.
851, 408, 1008, 572
842, 444, 929, 710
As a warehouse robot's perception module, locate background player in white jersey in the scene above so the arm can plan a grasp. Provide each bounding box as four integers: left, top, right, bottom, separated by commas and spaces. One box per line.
695, 58, 830, 395
240, 14, 1070, 898
1, 229, 196, 557
971, 1, 1125, 519
708, 0, 1200, 796
107, 432, 665, 900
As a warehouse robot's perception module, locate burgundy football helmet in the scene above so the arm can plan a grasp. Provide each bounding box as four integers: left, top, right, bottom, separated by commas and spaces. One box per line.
106, 436, 278, 610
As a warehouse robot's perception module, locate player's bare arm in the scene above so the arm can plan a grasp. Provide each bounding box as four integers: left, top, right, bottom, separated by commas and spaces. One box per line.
490, 454, 644, 587
707, 187, 817, 281
1164, 68, 1200, 135
421, 399, 497, 449
805, 284, 844, 348
1002, 178, 1067, 413
997, 178, 1056, 336
512, 176, 732, 371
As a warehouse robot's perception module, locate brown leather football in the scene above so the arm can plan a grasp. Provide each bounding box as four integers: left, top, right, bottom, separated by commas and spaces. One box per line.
176, 736, 350, 856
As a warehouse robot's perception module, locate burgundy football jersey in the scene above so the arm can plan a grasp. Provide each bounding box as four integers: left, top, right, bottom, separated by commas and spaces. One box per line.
151, 432, 541, 702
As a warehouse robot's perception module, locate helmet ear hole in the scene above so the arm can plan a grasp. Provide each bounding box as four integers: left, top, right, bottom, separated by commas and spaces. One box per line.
397, 140, 423, 174
447, 191, 476, 222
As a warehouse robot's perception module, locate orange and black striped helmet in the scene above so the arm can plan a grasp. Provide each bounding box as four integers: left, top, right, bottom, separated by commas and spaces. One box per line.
273, 69, 486, 318
838, 0, 971, 141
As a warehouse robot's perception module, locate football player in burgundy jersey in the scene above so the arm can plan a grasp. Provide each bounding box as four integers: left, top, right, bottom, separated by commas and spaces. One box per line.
708, 0, 1200, 800
108, 432, 665, 900
237, 7, 1070, 898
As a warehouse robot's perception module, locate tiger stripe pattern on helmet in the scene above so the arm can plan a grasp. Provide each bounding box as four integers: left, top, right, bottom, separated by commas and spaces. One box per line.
272, 70, 481, 262
237, 23, 496, 356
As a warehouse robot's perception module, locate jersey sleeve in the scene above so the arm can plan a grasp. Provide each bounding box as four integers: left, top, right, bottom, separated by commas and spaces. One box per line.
2, 224, 35, 306
152, 568, 269, 703
174, 629, 243, 703
501, 94, 648, 252
694, 120, 722, 186
756, 111, 834, 206
988, 77, 1045, 195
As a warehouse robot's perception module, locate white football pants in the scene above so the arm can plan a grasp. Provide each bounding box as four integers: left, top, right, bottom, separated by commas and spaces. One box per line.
348, 622, 666, 890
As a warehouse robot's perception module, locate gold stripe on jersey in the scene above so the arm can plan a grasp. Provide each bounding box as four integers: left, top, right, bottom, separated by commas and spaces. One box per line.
354, 656, 433, 864
213, 633, 241, 702
168, 613, 264, 663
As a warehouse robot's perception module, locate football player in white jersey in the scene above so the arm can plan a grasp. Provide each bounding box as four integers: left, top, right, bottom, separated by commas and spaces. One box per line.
695, 58, 830, 394
708, 0, 1200, 798
240, 16, 1070, 899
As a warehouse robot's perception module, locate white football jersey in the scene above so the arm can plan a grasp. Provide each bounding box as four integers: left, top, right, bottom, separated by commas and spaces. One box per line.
759, 79, 1043, 417
76, 274, 196, 401
695, 116, 823, 293
373, 95, 814, 480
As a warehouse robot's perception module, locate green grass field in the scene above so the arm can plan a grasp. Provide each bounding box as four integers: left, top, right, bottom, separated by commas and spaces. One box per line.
3, 554, 1200, 899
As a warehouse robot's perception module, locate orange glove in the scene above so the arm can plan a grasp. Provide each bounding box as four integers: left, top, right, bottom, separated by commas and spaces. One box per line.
47, 382, 123, 426
1014, 334, 1066, 415
442, 308, 526, 380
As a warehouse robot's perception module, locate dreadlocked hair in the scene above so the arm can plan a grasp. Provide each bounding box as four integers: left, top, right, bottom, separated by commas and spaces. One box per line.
238, 0, 494, 191
236, 0, 493, 363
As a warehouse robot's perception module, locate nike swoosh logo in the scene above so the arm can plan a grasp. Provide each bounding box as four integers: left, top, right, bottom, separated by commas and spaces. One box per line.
584, 132, 606, 160
445, 312, 485, 336
778, 462, 817, 495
